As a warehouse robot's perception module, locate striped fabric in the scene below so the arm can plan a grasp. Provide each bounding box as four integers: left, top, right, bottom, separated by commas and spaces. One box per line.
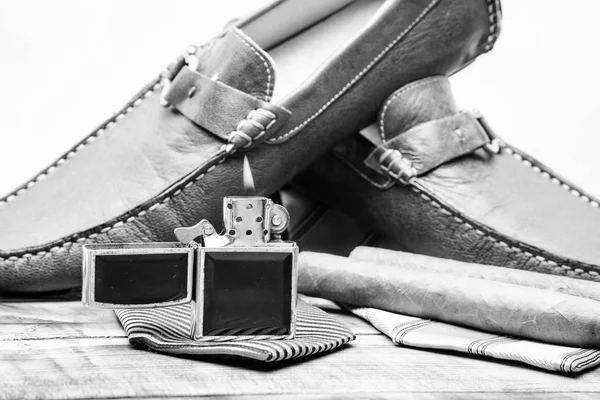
350, 306, 600, 373
115, 299, 355, 362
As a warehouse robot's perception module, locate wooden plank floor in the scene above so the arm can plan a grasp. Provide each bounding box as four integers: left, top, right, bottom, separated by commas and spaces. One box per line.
1, 297, 600, 399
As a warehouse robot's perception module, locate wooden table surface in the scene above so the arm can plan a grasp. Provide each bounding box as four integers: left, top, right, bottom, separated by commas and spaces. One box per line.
1, 296, 599, 399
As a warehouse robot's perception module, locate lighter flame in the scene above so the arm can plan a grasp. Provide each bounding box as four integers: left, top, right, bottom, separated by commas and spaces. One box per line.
242, 155, 255, 194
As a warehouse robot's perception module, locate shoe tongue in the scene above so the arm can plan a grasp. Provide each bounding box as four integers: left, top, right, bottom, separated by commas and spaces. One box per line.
195, 27, 275, 102
379, 77, 459, 141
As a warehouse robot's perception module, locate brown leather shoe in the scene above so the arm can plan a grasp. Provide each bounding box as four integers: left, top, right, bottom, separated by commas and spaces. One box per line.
0, 0, 499, 293
293, 75, 600, 282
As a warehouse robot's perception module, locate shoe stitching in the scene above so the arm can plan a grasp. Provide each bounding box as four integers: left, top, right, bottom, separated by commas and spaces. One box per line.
2, 109, 280, 261
1, 153, 227, 262
381, 102, 598, 210
328, 135, 598, 278
228, 108, 278, 147
411, 179, 599, 279
500, 143, 600, 209
378, 0, 501, 141
379, 76, 445, 144
375, 89, 597, 277
0, 81, 162, 206
231, 29, 272, 102
0, 2, 502, 262
267, 0, 439, 143
484, 0, 501, 52
0, 41, 218, 207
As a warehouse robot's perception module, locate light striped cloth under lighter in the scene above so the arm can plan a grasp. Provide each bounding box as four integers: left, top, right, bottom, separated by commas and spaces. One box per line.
115, 299, 355, 362
349, 306, 600, 373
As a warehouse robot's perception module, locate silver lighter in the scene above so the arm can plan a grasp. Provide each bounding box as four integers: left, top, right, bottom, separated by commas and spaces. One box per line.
82, 196, 298, 340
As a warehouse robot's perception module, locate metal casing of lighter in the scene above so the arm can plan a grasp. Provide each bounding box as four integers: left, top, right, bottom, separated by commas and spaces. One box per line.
82, 196, 298, 340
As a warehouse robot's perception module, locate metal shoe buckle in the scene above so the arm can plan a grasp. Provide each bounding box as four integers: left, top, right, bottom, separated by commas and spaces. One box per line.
159, 45, 199, 107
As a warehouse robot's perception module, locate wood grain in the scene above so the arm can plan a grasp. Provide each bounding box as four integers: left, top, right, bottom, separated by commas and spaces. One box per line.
1, 299, 600, 399
0, 302, 124, 341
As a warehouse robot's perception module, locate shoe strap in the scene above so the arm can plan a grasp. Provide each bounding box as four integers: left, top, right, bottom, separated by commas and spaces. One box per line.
163, 65, 290, 148
365, 110, 496, 184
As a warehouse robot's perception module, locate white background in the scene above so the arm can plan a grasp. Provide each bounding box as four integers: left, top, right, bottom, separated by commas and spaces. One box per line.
0, 0, 599, 197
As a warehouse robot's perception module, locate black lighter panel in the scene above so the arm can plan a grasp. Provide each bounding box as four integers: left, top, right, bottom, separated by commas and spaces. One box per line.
203, 251, 293, 336
94, 253, 190, 305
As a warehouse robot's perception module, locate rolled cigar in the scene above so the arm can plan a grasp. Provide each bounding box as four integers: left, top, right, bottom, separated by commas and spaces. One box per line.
298, 251, 600, 348
349, 247, 600, 302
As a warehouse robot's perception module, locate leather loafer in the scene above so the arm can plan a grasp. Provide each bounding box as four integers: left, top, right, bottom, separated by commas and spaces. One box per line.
293, 75, 600, 282
0, 0, 499, 293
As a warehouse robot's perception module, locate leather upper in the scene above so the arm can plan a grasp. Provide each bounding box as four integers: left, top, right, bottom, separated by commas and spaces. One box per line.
0, 0, 498, 292
295, 76, 600, 281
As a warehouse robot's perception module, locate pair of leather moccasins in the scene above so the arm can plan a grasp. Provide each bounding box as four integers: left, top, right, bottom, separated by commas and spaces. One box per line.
2, 0, 596, 295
